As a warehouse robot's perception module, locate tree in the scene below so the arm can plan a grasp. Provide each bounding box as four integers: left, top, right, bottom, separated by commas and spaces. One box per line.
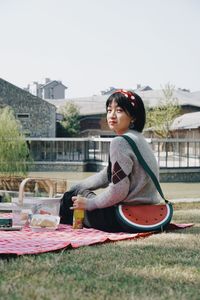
0, 106, 30, 176
57, 102, 80, 137
146, 83, 181, 138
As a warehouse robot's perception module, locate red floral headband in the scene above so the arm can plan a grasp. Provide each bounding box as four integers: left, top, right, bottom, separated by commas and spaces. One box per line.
113, 89, 136, 107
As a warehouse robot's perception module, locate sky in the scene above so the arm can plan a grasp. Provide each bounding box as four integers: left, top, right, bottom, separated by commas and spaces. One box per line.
0, 0, 199, 98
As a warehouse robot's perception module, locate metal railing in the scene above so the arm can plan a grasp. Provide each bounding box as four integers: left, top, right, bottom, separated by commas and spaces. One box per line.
27, 137, 200, 168
150, 138, 200, 168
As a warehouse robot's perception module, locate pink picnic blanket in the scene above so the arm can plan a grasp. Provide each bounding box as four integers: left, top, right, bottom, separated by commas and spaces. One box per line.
0, 222, 193, 256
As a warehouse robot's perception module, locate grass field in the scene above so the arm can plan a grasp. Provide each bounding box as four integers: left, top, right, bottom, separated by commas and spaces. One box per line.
0, 201, 200, 300
29, 171, 200, 200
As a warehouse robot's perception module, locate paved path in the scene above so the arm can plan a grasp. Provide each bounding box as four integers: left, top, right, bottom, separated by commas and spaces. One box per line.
172, 198, 200, 203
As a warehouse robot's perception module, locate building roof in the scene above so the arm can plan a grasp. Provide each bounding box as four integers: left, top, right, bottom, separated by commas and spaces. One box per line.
135, 85, 152, 92
135, 89, 200, 108
42, 80, 68, 89
0, 78, 56, 109
46, 89, 200, 116
171, 111, 200, 130
191, 91, 200, 99
46, 95, 108, 116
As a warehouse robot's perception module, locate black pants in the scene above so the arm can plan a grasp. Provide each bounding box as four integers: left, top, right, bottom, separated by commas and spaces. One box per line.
59, 190, 123, 233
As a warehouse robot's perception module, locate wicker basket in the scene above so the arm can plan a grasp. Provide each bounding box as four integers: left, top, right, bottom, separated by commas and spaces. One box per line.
12, 178, 61, 228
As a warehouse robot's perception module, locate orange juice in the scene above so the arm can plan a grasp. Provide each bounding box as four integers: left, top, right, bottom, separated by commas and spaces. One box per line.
73, 209, 85, 229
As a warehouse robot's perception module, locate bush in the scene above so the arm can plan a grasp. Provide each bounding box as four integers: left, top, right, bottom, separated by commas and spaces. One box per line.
0, 106, 30, 176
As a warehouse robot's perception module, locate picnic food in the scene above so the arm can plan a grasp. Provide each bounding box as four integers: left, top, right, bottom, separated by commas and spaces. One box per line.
30, 214, 60, 228
20, 209, 32, 221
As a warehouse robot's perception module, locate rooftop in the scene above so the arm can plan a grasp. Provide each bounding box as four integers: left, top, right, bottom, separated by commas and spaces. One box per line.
171, 111, 200, 130
45, 89, 200, 116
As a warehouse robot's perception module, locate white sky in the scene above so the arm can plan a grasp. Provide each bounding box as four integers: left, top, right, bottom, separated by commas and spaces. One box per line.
0, 0, 199, 98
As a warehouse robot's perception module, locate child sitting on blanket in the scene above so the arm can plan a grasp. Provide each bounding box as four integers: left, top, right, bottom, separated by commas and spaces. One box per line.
59, 90, 160, 232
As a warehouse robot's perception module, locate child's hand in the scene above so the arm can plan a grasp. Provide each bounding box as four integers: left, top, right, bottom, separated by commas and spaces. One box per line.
71, 195, 87, 210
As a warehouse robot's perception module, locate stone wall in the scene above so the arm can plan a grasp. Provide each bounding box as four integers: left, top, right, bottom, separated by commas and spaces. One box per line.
28, 161, 88, 172
28, 161, 200, 182
159, 168, 200, 182
0, 78, 56, 137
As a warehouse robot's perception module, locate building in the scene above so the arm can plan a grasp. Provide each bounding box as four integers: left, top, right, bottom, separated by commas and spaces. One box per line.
46, 87, 200, 137
171, 111, 200, 139
0, 78, 56, 137
1, 79, 200, 138
24, 78, 67, 99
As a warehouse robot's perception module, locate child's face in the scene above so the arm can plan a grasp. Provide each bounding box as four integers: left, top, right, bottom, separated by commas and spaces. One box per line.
107, 100, 133, 135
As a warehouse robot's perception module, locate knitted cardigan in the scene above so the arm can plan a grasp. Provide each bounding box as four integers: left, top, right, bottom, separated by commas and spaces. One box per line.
71, 130, 160, 211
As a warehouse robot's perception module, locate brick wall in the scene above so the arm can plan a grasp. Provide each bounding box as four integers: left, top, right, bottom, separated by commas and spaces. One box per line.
0, 78, 56, 137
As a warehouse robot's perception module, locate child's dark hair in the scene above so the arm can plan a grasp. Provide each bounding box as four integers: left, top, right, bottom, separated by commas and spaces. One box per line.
106, 90, 146, 132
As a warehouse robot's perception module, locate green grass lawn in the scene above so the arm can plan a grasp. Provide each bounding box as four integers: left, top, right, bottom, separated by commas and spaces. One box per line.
29, 171, 200, 200
161, 182, 200, 199
0, 202, 200, 300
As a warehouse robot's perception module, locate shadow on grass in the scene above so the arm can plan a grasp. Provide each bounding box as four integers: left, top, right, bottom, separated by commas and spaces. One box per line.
0, 254, 18, 260
168, 225, 200, 234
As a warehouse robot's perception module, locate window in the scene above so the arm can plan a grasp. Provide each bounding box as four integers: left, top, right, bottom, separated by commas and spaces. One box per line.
16, 113, 30, 119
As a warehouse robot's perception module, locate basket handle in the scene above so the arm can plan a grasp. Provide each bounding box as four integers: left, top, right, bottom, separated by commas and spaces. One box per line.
18, 178, 54, 206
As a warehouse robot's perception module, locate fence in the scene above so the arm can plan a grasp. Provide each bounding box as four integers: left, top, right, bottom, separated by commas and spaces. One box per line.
27, 137, 200, 169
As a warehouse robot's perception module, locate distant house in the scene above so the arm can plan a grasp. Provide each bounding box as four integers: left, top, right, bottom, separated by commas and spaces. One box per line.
24, 78, 67, 99
0, 78, 56, 137
135, 84, 153, 92
100, 85, 153, 95
2, 78, 199, 138
171, 111, 200, 139
100, 87, 118, 95
47, 88, 200, 137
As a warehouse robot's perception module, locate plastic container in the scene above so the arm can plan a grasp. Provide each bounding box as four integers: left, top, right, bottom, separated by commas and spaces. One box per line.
30, 214, 60, 231
12, 178, 61, 227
